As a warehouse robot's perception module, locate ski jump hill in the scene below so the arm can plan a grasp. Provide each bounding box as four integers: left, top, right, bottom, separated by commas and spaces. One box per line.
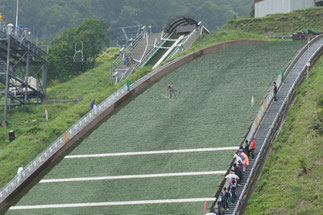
1, 19, 323, 214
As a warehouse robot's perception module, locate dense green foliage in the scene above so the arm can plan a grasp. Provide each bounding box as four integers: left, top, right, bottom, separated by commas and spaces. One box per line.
0, 0, 253, 41
245, 56, 323, 215
6, 41, 304, 214
47, 19, 111, 82
223, 7, 323, 35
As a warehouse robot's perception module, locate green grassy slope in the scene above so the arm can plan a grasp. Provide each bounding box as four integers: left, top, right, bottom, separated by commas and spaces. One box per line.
0, 62, 152, 188
6, 42, 305, 215
245, 56, 323, 215
223, 7, 323, 35
0, 30, 274, 189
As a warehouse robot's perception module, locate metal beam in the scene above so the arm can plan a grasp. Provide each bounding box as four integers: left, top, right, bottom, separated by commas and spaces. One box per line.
4, 34, 10, 121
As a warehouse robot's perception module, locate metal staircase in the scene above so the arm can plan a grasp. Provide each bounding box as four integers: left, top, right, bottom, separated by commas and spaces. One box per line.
217, 36, 323, 215
0, 25, 48, 123
112, 32, 160, 83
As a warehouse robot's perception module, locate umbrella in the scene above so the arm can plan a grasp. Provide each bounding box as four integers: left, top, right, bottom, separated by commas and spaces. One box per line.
225, 173, 239, 180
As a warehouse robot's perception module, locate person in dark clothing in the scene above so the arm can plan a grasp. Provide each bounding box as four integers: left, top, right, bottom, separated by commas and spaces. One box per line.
244, 140, 250, 157
217, 203, 223, 215
273, 82, 278, 103
233, 163, 243, 185
230, 178, 238, 203
220, 188, 229, 211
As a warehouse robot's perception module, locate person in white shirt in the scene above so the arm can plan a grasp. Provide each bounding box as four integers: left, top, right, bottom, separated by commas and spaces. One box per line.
17, 165, 24, 182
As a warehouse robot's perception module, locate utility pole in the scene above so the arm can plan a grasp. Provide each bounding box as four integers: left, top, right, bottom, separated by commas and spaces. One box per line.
15, 0, 19, 36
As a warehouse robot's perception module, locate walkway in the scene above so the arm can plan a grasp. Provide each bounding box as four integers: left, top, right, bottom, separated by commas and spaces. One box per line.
115, 32, 161, 81
223, 37, 323, 215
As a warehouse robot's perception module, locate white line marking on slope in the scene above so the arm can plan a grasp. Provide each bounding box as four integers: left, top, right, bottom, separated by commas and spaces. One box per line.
9, 198, 216, 210
65, 147, 239, 159
40, 171, 226, 183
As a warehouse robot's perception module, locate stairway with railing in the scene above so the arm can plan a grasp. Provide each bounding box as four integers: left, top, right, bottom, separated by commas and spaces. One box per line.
114, 32, 162, 82
213, 35, 323, 215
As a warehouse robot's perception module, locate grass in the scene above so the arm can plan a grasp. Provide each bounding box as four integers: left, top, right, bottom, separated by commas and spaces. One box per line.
0, 63, 152, 189
44, 151, 234, 179
245, 56, 323, 215
0, 29, 275, 189
162, 29, 276, 65
6, 41, 305, 214
223, 7, 323, 35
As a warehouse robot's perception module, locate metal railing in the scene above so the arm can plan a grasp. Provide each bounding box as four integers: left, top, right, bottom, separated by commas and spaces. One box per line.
0, 22, 47, 57
232, 40, 323, 215
110, 29, 147, 78
212, 37, 323, 212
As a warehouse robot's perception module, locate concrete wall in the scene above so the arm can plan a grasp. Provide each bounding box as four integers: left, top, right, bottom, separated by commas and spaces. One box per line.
255, 0, 315, 17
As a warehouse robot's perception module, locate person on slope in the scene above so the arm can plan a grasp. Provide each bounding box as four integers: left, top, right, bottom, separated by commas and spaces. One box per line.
167, 84, 177, 98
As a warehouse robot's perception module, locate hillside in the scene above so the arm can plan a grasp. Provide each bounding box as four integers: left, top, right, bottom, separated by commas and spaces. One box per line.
5, 41, 304, 215
245, 56, 323, 215
0, 31, 271, 189
0, 6, 322, 213
0, 0, 253, 41
223, 7, 323, 35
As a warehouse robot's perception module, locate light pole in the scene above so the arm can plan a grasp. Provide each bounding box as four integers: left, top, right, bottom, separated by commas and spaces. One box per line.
15, 0, 19, 36
307, 38, 310, 78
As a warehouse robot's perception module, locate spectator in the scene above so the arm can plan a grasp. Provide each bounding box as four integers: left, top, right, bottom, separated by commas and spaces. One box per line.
17, 165, 24, 182
230, 178, 237, 203
217, 202, 223, 215
130, 57, 135, 64
234, 154, 242, 166
124, 57, 130, 66
90, 99, 96, 110
225, 187, 231, 204
273, 82, 278, 103
244, 140, 250, 157
233, 163, 243, 185
239, 149, 249, 172
250, 138, 256, 159
220, 188, 229, 211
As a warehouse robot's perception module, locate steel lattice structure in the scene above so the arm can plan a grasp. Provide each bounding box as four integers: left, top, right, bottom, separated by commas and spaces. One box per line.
0, 25, 47, 124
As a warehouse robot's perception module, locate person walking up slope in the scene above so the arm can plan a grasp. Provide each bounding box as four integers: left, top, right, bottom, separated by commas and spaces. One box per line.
250, 138, 256, 159
273, 82, 278, 103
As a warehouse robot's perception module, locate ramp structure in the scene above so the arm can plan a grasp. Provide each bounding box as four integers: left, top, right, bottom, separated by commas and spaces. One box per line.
111, 16, 209, 84
0, 24, 48, 124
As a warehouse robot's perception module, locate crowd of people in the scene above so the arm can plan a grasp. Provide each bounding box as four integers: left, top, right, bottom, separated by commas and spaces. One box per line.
210, 139, 256, 215
124, 56, 135, 66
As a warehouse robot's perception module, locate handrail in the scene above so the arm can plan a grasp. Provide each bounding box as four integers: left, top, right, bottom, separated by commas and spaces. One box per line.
230, 36, 323, 215
110, 29, 146, 78
210, 35, 323, 213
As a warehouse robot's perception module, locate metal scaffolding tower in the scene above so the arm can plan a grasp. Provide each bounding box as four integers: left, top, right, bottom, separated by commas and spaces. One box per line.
0, 24, 48, 125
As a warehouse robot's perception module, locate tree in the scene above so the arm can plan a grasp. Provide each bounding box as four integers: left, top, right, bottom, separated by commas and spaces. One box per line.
47, 19, 111, 83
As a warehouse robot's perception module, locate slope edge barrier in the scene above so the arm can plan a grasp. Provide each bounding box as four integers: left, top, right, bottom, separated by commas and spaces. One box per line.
235, 35, 323, 215
0, 39, 267, 211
